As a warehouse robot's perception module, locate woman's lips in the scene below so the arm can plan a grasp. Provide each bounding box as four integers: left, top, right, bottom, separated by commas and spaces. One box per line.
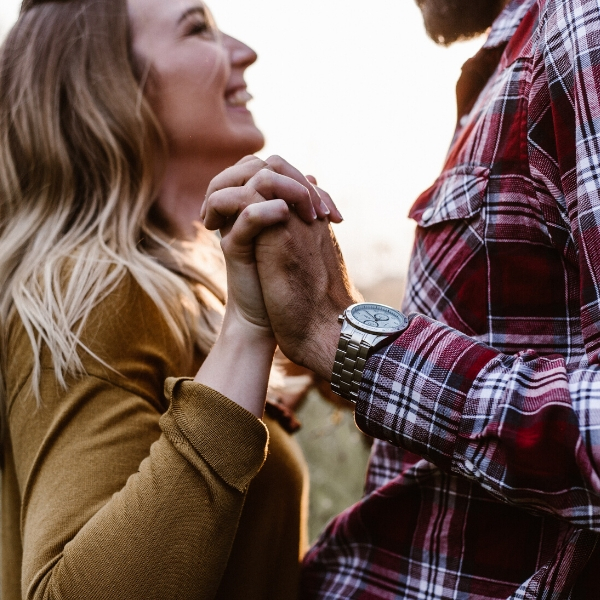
225, 87, 253, 109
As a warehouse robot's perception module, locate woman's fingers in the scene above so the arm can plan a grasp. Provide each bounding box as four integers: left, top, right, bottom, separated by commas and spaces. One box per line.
204, 169, 315, 231
221, 200, 290, 261
202, 154, 343, 227
235, 154, 261, 165
303, 174, 343, 223
201, 156, 272, 220
265, 156, 330, 219
266, 158, 343, 223
313, 184, 343, 223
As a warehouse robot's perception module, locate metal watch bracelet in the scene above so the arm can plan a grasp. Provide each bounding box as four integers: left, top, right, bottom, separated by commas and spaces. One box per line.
330, 327, 373, 404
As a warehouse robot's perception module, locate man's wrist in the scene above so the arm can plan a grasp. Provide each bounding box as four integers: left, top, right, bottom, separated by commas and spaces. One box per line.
303, 293, 363, 380
305, 316, 343, 381
328, 303, 410, 402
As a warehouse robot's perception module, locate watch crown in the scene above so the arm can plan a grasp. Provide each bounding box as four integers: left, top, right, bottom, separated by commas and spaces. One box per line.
338, 315, 344, 323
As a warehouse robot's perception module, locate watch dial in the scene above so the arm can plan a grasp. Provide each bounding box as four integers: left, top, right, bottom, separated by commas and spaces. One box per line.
350, 304, 406, 331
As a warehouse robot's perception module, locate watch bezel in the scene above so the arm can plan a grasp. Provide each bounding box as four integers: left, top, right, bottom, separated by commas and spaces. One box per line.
344, 302, 408, 335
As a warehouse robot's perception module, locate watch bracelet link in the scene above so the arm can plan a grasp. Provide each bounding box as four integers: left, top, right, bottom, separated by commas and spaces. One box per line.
331, 328, 372, 403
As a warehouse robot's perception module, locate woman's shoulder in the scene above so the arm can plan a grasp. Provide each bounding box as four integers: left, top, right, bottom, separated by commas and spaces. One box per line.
6, 272, 193, 406
82, 271, 182, 359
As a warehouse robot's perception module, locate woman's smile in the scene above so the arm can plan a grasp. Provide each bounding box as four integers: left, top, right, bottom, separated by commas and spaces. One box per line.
129, 0, 264, 159
225, 86, 253, 112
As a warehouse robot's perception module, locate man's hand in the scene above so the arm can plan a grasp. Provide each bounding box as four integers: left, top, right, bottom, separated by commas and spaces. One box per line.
255, 214, 362, 380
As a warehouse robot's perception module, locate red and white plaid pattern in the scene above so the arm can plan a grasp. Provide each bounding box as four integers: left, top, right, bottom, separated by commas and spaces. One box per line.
301, 0, 600, 597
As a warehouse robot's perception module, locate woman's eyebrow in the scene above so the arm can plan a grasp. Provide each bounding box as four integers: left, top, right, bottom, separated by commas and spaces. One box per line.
178, 6, 206, 24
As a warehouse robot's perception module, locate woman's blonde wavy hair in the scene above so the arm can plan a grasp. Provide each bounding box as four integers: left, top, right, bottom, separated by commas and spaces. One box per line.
0, 0, 227, 408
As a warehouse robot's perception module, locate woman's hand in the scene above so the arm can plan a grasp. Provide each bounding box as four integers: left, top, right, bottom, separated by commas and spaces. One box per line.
201, 154, 342, 226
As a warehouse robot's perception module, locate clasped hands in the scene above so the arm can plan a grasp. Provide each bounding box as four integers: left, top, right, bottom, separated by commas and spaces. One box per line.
201, 155, 361, 381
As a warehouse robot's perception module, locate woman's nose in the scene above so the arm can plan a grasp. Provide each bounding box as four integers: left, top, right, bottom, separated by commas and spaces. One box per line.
223, 34, 258, 69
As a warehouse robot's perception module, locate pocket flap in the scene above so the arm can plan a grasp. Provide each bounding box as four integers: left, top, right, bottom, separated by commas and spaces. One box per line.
409, 165, 489, 227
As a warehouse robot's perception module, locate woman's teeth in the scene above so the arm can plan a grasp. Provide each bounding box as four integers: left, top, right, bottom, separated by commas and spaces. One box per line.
226, 88, 252, 107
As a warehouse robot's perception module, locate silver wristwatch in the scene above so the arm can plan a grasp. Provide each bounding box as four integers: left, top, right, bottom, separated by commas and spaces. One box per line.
331, 303, 409, 403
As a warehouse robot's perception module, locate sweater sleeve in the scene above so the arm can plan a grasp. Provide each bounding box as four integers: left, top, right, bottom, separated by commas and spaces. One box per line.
7, 277, 269, 600
10, 373, 268, 600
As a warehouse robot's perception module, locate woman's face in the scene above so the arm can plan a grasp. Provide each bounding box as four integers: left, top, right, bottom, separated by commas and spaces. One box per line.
128, 0, 264, 161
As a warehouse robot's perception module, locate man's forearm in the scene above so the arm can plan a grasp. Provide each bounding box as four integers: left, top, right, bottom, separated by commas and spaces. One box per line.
355, 313, 600, 530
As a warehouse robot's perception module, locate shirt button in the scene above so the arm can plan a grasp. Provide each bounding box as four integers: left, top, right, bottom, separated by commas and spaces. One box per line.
459, 115, 469, 127
422, 207, 435, 222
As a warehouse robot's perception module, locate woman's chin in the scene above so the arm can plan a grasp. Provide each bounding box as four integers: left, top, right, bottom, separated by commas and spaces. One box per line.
187, 126, 265, 165
232, 127, 265, 157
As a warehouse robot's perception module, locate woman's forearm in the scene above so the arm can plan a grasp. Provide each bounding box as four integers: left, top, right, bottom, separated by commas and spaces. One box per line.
193, 309, 277, 418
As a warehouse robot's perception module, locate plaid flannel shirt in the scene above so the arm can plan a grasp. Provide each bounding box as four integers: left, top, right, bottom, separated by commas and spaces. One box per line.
301, 0, 600, 597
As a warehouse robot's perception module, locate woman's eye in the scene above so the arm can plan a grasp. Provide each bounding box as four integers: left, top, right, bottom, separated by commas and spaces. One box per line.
187, 21, 211, 37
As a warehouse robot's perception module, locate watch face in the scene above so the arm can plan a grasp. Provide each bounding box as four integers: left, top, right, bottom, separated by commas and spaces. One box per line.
347, 303, 408, 334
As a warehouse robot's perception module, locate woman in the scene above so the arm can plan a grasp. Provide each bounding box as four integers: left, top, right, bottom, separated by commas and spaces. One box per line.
0, 0, 340, 598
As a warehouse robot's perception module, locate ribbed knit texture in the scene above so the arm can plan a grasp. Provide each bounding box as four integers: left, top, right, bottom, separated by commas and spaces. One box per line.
2, 274, 308, 600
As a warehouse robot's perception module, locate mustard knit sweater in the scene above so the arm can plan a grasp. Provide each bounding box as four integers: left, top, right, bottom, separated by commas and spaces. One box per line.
1, 275, 308, 600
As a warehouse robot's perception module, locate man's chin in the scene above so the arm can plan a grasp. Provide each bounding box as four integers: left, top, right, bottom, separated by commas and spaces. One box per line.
416, 0, 508, 46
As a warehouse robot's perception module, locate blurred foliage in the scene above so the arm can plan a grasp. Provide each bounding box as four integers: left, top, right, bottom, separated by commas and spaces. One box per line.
294, 389, 372, 543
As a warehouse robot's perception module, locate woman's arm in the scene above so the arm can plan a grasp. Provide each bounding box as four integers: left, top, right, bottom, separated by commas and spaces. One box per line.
194, 316, 276, 417
8, 282, 269, 600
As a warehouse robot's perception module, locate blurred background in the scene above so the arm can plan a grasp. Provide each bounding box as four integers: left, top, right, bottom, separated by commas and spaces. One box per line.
0, 0, 484, 542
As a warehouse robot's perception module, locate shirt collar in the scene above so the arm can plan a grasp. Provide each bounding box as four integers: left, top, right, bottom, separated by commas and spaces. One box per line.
483, 0, 537, 48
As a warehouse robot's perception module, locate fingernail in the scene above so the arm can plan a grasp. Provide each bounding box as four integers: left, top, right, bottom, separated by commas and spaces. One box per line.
312, 206, 318, 220
320, 199, 330, 215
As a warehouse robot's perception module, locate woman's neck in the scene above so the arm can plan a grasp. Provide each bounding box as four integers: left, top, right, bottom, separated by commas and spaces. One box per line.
156, 153, 235, 241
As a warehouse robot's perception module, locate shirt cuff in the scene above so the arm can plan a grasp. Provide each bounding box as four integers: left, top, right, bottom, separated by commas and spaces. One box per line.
354, 314, 498, 470
160, 377, 269, 492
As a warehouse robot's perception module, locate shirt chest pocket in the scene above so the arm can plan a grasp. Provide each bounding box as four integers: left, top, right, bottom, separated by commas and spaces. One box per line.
406, 165, 489, 336
410, 165, 489, 230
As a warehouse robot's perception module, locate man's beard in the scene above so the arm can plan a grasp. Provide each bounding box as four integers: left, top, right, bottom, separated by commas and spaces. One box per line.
416, 0, 508, 45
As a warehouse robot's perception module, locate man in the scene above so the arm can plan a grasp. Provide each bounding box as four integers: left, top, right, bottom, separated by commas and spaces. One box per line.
253, 0, 600, 597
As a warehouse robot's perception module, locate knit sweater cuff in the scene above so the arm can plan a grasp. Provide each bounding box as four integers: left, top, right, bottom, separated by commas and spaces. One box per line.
160, 377, 269, 492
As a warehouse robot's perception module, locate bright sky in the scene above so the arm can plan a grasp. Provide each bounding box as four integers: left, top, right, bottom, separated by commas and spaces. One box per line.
0, 0, 483, 288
